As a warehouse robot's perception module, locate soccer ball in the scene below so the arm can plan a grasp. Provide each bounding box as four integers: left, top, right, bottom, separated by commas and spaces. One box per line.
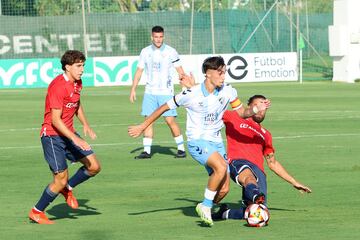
244, 203, 270, 227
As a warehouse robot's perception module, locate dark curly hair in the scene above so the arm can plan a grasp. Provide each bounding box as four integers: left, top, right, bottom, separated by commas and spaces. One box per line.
61, 50, 86, 71
247, 95, 266, 105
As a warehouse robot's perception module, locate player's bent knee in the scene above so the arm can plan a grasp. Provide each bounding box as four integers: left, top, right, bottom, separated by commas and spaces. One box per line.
218, 162, 227, 174
87, 161, 101, 176
54, 172, 68, 189
213, 161, 227, 172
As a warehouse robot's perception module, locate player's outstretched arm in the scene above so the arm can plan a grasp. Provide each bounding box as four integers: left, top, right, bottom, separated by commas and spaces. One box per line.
265, 153, 312, 194
292, 181, 312, 193
128, 103, 170, 138
236, 99, 271, 119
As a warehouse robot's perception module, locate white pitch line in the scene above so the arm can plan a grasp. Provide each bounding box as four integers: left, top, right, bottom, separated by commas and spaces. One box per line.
1, 114, 360, 133
0, 133, 359, 150
273, 133, 360, 139
0, 122, 182, 132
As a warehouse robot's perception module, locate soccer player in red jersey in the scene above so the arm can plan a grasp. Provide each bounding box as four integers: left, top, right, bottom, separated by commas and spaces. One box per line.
212, 94, 312, 220
28, 50, 101, 224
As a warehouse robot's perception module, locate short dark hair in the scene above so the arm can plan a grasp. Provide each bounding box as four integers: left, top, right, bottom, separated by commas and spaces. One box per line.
248, 94, 267, 105
152, 26, 164, 33
61, 50, 86, 71
202, 56, 225, 73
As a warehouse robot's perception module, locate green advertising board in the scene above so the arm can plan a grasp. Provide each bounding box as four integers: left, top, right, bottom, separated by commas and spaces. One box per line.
0, 56, 140, 89
0, 58, 94, 88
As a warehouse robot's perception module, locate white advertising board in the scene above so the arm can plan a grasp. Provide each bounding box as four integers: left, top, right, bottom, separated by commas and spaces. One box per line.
180, 52, 298, 84
91, 52, 298, 87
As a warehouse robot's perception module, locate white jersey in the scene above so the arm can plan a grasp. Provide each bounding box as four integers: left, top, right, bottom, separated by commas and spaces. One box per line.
137, 44, 181, 95
167, 82, 242, 142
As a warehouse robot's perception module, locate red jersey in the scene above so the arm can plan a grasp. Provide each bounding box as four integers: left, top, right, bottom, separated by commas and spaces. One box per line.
40, 74, 82, 136
223, 110, 275, 173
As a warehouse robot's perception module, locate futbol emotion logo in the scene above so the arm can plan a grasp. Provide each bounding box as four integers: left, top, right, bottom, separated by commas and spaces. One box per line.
227, 55, 248, 80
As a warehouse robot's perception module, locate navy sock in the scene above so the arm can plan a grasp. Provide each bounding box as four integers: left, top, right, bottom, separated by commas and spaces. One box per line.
68, 166, 92, 188
244, 183, 260, 202
35, 186, 58, 211
227, 208, 245, 219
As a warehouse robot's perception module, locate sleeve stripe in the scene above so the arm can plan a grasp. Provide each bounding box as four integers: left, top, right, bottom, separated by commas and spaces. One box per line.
173, 96, 179, 107
230, 98, 242, 109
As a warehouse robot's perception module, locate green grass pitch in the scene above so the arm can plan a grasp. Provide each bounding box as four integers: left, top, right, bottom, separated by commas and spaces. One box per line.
0, 82, 359, 239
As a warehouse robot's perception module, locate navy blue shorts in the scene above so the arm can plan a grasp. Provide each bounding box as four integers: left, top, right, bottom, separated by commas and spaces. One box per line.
41, 134, 94, 173
229, 159, 267, 205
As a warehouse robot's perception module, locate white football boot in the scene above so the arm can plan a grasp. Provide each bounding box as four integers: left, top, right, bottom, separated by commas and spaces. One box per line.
195, 203, 214, 226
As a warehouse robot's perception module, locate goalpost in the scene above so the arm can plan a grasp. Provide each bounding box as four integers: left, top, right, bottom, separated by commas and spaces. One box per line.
329, 0, 360, 83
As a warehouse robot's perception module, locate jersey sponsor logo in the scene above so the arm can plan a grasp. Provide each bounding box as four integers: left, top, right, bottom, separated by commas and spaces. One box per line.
152, 62, 161, 72
204, 112, 219, 125
65, 102, 78, 108
261, 127, 266, 134
239, 123, 265, 140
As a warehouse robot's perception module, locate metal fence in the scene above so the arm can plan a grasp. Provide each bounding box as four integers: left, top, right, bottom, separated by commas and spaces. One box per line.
0, 0, 332, 80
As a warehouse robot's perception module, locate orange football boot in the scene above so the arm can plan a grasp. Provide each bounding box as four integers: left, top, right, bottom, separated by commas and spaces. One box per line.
28, 209, 55, 224
60, 187, 79, 209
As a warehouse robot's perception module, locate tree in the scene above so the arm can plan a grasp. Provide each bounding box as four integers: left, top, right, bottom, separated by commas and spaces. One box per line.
34, 0, 82, 16
1, 0, 36, 16
116, 0, 141, 12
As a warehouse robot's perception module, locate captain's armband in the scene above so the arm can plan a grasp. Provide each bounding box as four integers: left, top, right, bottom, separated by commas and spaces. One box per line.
230, 98, 242, 109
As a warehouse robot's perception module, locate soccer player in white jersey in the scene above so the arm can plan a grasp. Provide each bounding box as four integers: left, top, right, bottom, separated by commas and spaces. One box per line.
128, 56, 270, 226
130, 26, 186, 159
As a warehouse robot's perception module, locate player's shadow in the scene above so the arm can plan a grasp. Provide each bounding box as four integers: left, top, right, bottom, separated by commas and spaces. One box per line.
130, 145, 178, 157
268, 207, 307, 212
128, 198, 197, 217
230, 199, 305, 212
46, 199, 101, 220
128, 198, 198, 217
128, 198, 213, 227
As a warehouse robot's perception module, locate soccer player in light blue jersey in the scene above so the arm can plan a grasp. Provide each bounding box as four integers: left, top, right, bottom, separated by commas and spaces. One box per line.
128, 56, 270, 226
130, 26, 186, 159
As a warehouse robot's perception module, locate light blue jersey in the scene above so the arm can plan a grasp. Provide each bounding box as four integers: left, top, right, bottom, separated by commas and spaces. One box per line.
138, 44, 181, 96
167, 82, 242, 143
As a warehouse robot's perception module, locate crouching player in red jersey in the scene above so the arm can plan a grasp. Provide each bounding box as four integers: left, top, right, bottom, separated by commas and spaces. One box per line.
28, 50, 101, 224
212, 94, 312, 220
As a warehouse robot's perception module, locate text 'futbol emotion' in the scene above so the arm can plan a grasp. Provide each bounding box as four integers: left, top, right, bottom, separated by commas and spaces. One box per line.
244, 203, 270, 227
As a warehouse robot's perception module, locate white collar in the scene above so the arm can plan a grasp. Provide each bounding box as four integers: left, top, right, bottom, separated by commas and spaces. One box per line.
63, 73, 69, 82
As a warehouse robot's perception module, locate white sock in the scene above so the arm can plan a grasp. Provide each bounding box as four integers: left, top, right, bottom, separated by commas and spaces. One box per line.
202, 188, 217, 207
174, 135, 185, 151
143, 137, 152, 154
204, 188, 217, 200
